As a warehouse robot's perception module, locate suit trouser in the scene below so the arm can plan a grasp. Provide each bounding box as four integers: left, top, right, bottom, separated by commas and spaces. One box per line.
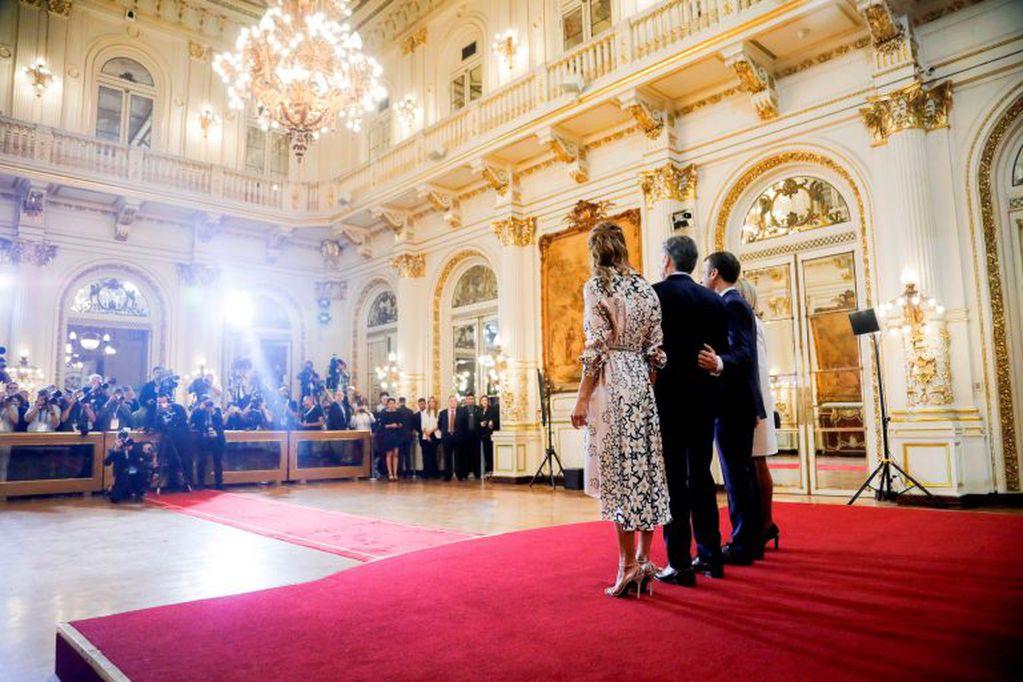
161, 436, 193, 488
421, 439, 439, 478
398, 438, 412, 475
459, 436, 480, 479
715, 415, 761, 553
441, 438, 456, 480
661, 415, 722, 569
482, 438, 493, 474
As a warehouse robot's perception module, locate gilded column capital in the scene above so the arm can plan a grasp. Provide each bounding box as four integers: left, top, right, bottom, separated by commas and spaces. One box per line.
860, 80, 952, 146
0, 237, 58, 266
401, 27, 427, 55
639, 162, 697, 208
856, 0, 903, 52
391, 252, 426, 278
493, 216, 537, 247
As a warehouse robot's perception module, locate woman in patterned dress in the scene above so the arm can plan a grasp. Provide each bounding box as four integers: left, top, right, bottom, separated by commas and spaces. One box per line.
570, 221, 672, 598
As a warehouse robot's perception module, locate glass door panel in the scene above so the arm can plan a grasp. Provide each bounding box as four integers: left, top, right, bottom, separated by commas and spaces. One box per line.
745, 262, 804, 492
798, 252, 867, 492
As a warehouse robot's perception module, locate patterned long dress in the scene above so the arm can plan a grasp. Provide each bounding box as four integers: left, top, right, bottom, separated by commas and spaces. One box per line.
580, 272, 672, 531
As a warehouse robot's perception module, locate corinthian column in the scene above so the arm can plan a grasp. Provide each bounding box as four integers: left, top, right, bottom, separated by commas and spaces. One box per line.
490, 216, 542, 479
390, 252, 427, 400
638, 161, 697, 278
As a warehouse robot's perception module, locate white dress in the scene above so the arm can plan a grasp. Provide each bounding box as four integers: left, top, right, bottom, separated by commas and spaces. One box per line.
752, 317, 778, 457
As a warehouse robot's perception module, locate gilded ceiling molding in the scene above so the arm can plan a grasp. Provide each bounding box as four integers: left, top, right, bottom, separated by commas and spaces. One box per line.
856, 0, 904, 52
0, 237, 57, 266
972, 92, 1023, 490
401, 27, 427, 56
723, 44, 778, 121
416, 185, 461, 228
639, 162, 697, 208
493, 216, 537, 247
470, 160, 511, 196
391, 252, 426, 278
176, 262, 220, 287
618, 95, 664, 139
860, 80, 952, 146
537, 129, 588, 183
371, 207, 414, 240
188, 41, 210, 61
320, 239, 343, 268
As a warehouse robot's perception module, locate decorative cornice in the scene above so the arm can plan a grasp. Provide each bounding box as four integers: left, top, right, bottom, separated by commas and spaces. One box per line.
859, 80, 952, 146
723, 44, 778, 120
22, 186, 45, 217
618, 95, 664, 139
371, 207, 414, 239
564, 200, 613, 232
195, 213, 222, 242
391, 252, 426, 278
639, 162, 697, 208
315, 280, 348, 301
0, 237, 57, 266
114, 198, 140, 242
188, 41, 210, 62
856, 0, 903, 52
266, 226, 293, 263
471, 160, 511, 196
417, 185, 461, 228
493, 216, 537, 247
537, 129, 588, 183
47, 0, 72, 18
401, 27, 427, 55
176, 262, 220, 287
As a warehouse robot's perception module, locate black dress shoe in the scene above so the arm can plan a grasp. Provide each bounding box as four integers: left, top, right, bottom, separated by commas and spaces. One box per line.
692, 556, 725, 578
721, 544, 754, 566
654, 566, 697, 587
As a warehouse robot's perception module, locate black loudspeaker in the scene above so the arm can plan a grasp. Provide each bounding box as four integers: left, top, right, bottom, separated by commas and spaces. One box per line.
848, 308, 880, 336
563, 468, 585, 491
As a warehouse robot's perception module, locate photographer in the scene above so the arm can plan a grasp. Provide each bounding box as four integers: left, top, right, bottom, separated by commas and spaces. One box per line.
270, 386, 298, 430
245, 395, 272, 430
104, 430, 151, 502
297, 361, 321, 398
326, 355, 349, 392
190, 397, 226, 490
58, 389, 97, 434
155, 393, 192, 491
25, 390, 60, 432
1, 385, 22, 481
99, 388, 134, 432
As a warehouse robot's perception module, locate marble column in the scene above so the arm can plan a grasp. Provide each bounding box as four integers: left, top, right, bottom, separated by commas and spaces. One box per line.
391, 252, 427, 400
490, 216, 542, 479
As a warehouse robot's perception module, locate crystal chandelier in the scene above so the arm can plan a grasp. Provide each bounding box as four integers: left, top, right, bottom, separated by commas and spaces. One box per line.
213, 0, 386, 159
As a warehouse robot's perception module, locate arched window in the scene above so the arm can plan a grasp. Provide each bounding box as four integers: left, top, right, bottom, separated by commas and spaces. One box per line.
70, 278, 150, 317
366, 290, 397, 400
450, 39, 482, 112
368, 291, 398, 327
561, 0, 612, 50
450, 264, 499, 397
741, 176, 850, 244
95, 57, 156, 147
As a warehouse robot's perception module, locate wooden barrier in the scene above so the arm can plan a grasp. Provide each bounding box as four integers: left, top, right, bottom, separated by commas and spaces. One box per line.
288, 430, 372, 482
217, 431, 289, 486
0, 432, 105, 498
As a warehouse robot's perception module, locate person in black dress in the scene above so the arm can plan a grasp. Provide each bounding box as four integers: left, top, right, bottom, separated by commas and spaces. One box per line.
479, 394, 500, 478
378, 397, 403, 481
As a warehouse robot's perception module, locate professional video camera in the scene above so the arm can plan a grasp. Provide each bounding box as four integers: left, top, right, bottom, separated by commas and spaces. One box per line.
115, 427, 135, 450
158, 371, 180, 397
327, 355, 342, 390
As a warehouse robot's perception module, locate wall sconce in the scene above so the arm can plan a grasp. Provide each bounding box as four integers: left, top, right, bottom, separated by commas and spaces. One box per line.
396, 94, 416, 129
492, 29, 520, 70
24, 60, 53, 98
198, 108, 220, 138
877, 281, 944, 340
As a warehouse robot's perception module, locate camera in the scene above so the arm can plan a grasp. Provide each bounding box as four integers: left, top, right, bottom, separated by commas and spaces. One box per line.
158, 373, 180, 396
116, 428, 134, 448
671, 209, 694, 231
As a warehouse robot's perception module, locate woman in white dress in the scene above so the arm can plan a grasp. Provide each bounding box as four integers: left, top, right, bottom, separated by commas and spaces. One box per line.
735, 278, 780, 551
570, 221, 671, 598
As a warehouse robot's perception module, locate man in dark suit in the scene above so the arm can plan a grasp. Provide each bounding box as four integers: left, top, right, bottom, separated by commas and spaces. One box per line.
396, 397, 415, 477
458, 392, 483, 479
438, 395, 461, 481
698, 251, 767, 565
653, 236, 730, 586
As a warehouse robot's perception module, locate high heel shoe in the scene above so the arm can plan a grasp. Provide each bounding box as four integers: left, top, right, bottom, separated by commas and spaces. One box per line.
636, 561, 657, 596
762, 524, 781, 550
605, 565, 642, 599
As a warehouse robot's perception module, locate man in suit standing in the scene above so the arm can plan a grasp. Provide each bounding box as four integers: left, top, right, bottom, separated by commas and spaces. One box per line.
438, 395, 461, 481
396, 397, 415, 478
698, 251, 767, 565
653, 236, 730, 586
457, 392, 482, 480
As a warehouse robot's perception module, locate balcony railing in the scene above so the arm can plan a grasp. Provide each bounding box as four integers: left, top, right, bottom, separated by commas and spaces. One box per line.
0, 0, 767, 221
333, 0, 767, 205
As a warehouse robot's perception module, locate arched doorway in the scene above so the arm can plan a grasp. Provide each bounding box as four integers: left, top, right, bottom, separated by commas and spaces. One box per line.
222, 292, 301, 401
59, 267, 165, 391
717, 154, 873, 495
448, 263, 499, 398
365, 289, 397, 402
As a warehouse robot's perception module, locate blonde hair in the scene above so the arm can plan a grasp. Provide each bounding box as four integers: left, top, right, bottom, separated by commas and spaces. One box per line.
735, 278, 760, 316
589, 221, 634, 283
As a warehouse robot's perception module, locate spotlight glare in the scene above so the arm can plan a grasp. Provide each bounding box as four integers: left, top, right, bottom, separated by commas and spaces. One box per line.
224, 291, 255, 327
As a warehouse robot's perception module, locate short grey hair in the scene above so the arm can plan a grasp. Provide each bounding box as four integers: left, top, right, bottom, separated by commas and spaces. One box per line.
662, 235, 699, 274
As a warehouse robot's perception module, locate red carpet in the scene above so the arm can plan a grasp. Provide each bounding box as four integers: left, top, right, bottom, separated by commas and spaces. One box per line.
60, 503, 1023, 681
146, 489, 476, 561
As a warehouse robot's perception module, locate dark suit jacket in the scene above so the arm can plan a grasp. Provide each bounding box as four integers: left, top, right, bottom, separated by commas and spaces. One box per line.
457, 405, 481, 440
652, 273, 730, 427
438, 407, 461, 444
718, 288, 767, 422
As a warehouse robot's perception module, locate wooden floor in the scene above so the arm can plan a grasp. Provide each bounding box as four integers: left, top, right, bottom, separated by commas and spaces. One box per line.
0, 480, 1007, 681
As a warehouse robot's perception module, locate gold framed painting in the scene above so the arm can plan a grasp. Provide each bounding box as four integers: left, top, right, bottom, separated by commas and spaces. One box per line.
539, 201, 642, 392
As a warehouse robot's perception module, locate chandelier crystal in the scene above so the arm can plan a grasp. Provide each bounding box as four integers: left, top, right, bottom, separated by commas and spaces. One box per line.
213, 0, 386, 159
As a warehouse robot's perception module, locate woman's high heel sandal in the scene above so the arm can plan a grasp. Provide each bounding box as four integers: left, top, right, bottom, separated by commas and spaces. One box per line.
605, 565, 642, 599
762, 524, 781, 550
636, 560, 657, 596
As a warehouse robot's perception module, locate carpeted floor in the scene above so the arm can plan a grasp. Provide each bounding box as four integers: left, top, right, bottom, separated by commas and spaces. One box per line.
147, 489, 477, 561
61, 502, 1023, 681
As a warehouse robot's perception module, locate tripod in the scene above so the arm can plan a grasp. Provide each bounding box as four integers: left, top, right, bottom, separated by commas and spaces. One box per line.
529, 370, 564, 488
848, 333, 940, 505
